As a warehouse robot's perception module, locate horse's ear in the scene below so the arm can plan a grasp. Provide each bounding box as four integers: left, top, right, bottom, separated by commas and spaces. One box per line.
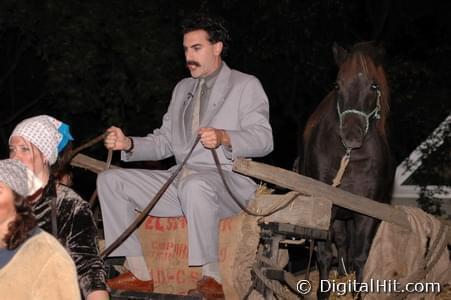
333, 42, 348, 66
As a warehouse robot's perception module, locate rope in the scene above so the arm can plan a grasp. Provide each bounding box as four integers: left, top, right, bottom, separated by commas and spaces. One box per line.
305, 239, 314, 280
211, 149, 300, 217
332, 149, 351, 187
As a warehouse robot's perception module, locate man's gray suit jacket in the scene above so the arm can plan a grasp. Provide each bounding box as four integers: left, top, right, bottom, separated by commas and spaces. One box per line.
121, 62, 273, 196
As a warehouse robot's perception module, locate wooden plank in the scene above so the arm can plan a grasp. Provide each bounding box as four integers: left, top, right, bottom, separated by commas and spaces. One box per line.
70, 153, 118, 174
234, 159, 411, 229
234, 159, 451, 245
69, 155, 451, 244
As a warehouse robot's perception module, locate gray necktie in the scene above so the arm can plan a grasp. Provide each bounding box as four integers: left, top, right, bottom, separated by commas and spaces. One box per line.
191, 78, 205, 135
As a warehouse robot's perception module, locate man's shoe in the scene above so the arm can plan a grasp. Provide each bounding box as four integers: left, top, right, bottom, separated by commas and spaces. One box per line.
187, 276, 225, 300
107, 271, 154, 293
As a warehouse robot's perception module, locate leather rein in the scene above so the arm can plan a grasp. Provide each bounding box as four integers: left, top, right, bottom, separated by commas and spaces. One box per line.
71, 134, 298, 259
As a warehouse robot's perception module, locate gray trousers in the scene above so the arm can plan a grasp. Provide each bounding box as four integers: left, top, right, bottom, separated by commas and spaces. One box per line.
97, 167, 255, 265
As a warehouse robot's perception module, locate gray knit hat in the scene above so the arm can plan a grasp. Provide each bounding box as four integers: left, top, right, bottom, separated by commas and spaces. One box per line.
9, 115, 73, 165
0, 159, 30, 197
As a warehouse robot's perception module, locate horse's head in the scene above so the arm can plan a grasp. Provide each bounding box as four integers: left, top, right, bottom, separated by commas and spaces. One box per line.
332, 42, 389, 150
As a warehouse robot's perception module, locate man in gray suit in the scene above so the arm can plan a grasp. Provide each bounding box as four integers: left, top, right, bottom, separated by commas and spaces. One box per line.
98, 14, 273, 298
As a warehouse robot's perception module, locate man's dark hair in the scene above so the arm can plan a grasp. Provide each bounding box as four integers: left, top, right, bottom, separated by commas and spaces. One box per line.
181, 14, 231, 56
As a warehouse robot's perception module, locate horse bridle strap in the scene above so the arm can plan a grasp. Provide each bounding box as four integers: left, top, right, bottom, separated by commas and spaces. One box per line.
336, 88, 381, 136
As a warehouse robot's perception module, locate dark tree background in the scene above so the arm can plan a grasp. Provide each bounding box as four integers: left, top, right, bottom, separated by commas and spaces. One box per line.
0, 0, 449, 211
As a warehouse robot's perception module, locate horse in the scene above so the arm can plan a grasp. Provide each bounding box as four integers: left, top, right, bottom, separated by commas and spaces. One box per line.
299, 41, 395, 298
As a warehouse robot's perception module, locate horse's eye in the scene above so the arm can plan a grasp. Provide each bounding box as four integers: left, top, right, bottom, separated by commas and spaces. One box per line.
370, 83, 378, 90
334, 83, 340, 90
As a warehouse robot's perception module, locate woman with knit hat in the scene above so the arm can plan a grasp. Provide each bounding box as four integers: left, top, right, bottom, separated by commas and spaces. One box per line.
9, 115, 108, 300
0, 159, 80, 299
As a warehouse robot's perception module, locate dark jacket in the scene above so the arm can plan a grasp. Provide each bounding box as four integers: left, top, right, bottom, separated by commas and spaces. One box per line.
33, 181, 107, 298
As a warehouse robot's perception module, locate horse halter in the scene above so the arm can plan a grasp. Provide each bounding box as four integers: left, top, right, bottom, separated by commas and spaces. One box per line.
336, 85, 382, 138
333, 85, 381, 186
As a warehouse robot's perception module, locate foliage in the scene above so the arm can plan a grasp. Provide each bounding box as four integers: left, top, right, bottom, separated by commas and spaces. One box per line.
411, 132, 450, 216
0, 0, 186, 148
417, 186, 446, 216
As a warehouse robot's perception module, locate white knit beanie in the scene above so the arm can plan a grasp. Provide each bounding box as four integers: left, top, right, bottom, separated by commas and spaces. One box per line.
0, 159, 30, 197
9, 115, 73, 165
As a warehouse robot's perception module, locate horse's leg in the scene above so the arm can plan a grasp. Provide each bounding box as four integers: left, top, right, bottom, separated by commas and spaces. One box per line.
352, 214, 380, 283
316, 233, 334, 299
332, 219, 348, 276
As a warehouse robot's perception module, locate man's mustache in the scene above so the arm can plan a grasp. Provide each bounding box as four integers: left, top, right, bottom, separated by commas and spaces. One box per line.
186, 61, 201, 67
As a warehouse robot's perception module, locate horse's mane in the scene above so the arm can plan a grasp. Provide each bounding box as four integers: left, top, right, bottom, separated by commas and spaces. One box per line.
354, 43, 390, 142
303, 42, 390, 145
303, 91, 335, 144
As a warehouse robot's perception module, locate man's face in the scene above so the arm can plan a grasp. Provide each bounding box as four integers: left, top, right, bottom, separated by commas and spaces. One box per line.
183, 29, 222, 78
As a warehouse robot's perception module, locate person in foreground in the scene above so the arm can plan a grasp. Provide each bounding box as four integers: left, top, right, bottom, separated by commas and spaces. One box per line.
9, 115, 108, 300
0, 159, 80, 299
97, 14, 273, 298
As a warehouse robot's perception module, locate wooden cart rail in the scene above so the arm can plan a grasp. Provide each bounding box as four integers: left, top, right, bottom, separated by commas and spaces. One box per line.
233, 158, 451, 245
70, 154, 451, 245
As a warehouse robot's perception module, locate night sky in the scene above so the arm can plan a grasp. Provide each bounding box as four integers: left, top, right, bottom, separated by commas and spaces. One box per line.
0, 1, 449, 197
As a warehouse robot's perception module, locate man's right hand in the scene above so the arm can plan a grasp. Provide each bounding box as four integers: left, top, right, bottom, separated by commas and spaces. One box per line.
104, 126, 132, 151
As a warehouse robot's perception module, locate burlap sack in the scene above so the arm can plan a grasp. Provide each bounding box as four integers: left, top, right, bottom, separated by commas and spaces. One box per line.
138, 214, 248, 297
137, 191, 330, 297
